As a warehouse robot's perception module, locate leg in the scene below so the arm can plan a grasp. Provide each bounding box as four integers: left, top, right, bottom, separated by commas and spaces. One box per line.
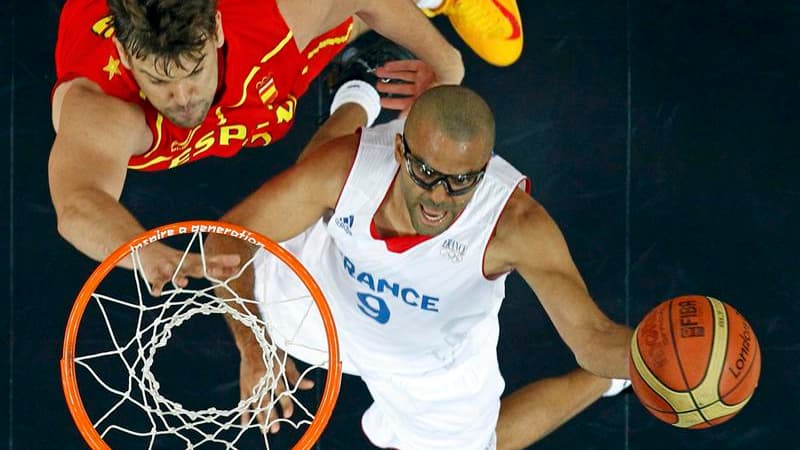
496, 369, 611, 450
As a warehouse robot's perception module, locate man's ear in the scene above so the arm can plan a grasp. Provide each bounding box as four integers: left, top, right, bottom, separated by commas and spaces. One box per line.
394, 133, 404, 164
214, 10, 225, 48
112, 37, 132, 69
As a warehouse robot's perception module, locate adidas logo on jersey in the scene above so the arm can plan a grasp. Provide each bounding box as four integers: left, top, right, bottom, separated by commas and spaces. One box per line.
335, 214, 354, 235
440, 238, 466, 263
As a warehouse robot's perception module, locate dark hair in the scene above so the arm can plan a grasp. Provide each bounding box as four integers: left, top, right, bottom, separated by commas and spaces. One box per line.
107, 0, 218, 75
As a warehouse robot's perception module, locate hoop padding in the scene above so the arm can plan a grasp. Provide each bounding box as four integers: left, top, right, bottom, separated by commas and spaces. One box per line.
61, 221, 341, 449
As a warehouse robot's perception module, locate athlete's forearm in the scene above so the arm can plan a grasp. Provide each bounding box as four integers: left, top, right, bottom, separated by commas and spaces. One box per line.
205, 234, 264, 353
356, 0, 464, 85
533, 273, 632, 379
223, 300, 265, 357
574, 322, 633, 380
55, 188, 147, 268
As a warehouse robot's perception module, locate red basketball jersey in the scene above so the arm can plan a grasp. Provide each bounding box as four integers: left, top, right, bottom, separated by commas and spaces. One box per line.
54, 0, 352, 171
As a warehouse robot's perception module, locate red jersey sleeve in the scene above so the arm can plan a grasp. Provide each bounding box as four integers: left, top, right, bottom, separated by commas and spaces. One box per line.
53, 0, 142, 104
54, 0, 352, 171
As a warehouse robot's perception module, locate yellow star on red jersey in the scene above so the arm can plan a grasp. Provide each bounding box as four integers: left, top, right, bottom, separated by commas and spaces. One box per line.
102, 56, 122, 80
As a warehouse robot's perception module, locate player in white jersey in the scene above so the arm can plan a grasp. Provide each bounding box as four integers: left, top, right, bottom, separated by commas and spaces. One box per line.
207, 86, 633, 449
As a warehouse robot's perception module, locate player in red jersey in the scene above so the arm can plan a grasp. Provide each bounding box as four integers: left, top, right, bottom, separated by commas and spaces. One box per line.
49, 0, 465, 293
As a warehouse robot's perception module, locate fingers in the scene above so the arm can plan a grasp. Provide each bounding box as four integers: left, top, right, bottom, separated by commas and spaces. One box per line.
268, 377, 312, 433
297, 378, 315, 390
375, 60, 435, 86
263, 379, 285, 434
148, 260, 178, 296
268, 406, 280, 433
240, 382, 253, 426
375, 59, 427, 76
381, 96, 415, 112
241, 368, 271, 428
374, 69, 419, 84
373, 59, 435, 116
286, 361, 315, 391
264, 363, 317, 433
239, 350, 320, 434
184, 253, 243, 279
240, 401, 252, 427
376, 80, 416, 96
205, 253, 242, 278
278, 389, 295, 420
138, 241, 246, 295
213, 253, 243, 266
241, 388, 271, 430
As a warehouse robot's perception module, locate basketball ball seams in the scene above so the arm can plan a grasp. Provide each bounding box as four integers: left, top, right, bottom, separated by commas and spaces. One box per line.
668, 298, 710, 426
631, 326, 696, 414
718, 304, 761, 402
719, 335, 760, 402
687, 297, 729, 425
630, 295, 760, 428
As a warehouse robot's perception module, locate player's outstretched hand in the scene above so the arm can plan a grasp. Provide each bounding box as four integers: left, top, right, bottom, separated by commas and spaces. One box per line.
238, 345, 315, 432
135, 242, 241, 296
375, 59, 436, 115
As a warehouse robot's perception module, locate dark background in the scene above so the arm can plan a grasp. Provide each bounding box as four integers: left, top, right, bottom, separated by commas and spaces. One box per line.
3, 0, 798, 448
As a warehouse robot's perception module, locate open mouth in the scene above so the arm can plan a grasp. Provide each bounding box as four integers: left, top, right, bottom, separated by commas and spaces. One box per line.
419, 203, 448, 225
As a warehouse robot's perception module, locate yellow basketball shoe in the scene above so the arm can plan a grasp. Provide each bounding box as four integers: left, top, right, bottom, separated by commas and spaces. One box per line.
423, 0, 523, 67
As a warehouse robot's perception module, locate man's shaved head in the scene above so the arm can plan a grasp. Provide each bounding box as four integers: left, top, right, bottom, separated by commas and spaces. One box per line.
397, 86, 496, 236
405, 85, 495, 159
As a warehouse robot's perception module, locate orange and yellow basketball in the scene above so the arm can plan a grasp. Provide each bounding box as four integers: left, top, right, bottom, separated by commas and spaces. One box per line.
629, 295, 761, 428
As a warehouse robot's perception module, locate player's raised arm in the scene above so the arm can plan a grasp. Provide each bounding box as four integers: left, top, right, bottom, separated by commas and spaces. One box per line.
218, 133, 358, 243
278, 0, 464, 87
49, 79, 240, 294
205, 133, 356, 429
49, 79, 152, 264
487, 189, 633, 379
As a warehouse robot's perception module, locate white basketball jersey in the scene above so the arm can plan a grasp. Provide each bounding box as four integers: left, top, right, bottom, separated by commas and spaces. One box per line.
284, 120, 527, 374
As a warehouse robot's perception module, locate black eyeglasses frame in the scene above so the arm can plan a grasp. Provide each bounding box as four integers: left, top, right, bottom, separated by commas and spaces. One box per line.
400, 134, 487, 196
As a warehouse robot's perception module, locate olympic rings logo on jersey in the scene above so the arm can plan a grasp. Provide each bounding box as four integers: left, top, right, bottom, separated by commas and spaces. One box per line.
342, 255, 440, 324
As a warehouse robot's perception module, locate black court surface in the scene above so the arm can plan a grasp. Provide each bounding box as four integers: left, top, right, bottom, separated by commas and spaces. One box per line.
3, 1, 799, 449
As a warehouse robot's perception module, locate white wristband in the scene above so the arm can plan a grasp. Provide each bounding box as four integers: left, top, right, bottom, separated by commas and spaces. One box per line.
330, 80, 381, 127
602, 378, 632, 397
416, 0, 444, 9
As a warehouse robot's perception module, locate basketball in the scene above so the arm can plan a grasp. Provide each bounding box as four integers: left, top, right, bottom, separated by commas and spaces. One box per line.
629, 295, 761, 428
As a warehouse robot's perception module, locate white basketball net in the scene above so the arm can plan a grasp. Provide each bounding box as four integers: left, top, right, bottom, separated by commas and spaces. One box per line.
69, 227, 333, 449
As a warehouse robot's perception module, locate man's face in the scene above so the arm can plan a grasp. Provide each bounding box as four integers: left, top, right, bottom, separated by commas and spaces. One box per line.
395, 124, 492, 236
127, 38, 220, 128
115, 16, 224, 129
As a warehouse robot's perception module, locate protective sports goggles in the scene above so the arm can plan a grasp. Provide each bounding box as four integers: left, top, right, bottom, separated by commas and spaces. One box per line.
401, 134, 487, 196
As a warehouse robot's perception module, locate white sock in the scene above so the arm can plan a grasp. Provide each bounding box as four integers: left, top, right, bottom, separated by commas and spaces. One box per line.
416, 0, 444, 10
602, 378, 632, 397
330, 80, 381, 127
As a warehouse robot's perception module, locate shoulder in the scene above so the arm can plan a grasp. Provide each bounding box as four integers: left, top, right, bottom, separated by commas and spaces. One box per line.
57, 0, 109, 30
485, 189, 562, 274
52, 77, 151, 156
55, 2, 144, 106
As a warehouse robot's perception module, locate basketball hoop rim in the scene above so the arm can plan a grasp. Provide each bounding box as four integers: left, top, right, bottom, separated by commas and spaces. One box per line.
60, 220, 342, 450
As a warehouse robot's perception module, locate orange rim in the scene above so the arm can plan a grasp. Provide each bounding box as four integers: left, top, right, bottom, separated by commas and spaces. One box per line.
60, 220, 342, 450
